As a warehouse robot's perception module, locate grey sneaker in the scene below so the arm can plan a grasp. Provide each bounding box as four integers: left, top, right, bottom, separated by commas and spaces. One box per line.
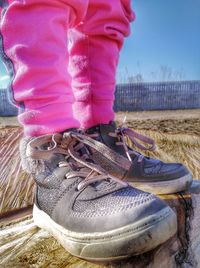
20, 131, 177, 261
85, 122, 193, 195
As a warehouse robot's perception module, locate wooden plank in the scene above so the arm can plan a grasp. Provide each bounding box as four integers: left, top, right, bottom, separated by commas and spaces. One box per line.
0, 126, 35, 215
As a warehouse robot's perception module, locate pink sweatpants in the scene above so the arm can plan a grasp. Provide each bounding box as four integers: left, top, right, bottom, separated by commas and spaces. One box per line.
0, 0, 135, 136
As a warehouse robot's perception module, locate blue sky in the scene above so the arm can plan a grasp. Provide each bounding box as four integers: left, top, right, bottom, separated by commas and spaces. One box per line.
118, 0, 200, 82
0, 0, 200, 86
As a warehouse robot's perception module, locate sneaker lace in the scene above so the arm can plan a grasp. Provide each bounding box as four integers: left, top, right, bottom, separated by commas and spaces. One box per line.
26, 132, 127, 191
109, 127, 156, 162
87, 126, 156, 162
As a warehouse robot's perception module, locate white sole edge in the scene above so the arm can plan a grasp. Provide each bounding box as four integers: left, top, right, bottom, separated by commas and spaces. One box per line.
33, 205, 177, 261
130, 173, 193, 195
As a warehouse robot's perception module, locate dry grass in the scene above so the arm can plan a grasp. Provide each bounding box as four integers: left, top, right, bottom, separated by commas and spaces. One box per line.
116, 109, 200, 136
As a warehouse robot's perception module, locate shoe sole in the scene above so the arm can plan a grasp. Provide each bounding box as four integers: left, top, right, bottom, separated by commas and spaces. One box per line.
33, 205, 177, 261
129, 173, 193, 195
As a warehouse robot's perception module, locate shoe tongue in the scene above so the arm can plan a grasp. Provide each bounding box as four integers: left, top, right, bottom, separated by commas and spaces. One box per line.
87, 121, 129, 158
86, 121, 116, 135
99, 121, 117, 135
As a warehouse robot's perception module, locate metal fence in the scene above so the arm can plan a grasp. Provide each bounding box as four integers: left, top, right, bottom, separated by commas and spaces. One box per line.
0, 89, 18, 116
1, 80, 200, 116
114, 80, 200, 111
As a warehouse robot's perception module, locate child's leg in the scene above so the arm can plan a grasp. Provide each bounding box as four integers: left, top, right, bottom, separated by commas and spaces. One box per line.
0, 0, 88, 136
0, 2, 178, 259
68, 0, 135, 129
67, 0, 192, 196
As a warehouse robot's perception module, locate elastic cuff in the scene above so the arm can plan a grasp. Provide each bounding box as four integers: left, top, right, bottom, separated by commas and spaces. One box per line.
73, 99, 115, 129
19, 102, 80, 137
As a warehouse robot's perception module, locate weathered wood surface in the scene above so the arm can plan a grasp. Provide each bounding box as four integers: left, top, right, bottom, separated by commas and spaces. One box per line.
0, 116, 200, 267
0, 126, 35, 215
